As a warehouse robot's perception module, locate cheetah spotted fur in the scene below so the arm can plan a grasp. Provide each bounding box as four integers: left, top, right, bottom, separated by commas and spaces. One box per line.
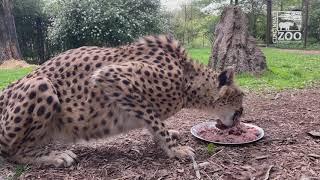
0, 35, 244, 167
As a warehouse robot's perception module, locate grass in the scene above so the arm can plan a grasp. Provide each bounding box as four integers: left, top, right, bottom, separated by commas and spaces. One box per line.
9, 165, 29, 180
0, 48, 319, 91
188, 48, 320, 91
0, 67, 34, 90
207, 143, 215, 155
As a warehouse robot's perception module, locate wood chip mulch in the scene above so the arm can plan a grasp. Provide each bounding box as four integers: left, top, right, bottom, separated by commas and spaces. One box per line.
1, 88, 320, 179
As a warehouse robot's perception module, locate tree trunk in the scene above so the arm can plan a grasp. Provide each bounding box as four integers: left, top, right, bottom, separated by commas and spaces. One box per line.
0, 0, 22, 63
36, 17, 45, 64
266, 0, 272, 46
249, 0, 256, 36
208, 6, 267, 74
303, 0, 309, 49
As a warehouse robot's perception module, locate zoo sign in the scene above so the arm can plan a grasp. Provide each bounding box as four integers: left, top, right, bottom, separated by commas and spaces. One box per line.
272, 11, 302, 43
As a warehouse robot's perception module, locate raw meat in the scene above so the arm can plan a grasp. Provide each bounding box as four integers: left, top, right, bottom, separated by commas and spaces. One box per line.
197, 123, 260, 143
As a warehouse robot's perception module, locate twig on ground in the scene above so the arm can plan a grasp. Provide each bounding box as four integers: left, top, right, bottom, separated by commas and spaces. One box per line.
191, 156, 201, 179
263, 165, 274, 180
113, 175, 137, 180
210, 148, 224, 158
208, 160, 227, 169
151, 167, 159, 179
201, 170, 213, 180
255, 155, 269, 160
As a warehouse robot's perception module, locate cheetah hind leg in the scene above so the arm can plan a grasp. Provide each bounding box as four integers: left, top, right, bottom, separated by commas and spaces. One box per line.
12, 148, 77, 167
7, 76, 77, 167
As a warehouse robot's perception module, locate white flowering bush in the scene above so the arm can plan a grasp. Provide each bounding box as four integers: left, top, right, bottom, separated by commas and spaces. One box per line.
46, 0, 166, 49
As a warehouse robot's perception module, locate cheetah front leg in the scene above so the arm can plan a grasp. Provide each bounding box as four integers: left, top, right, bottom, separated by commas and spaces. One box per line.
122, 101, 194, 159
150, 126, 193, 159
153, 129, 180, 145
93, 65, 194, 160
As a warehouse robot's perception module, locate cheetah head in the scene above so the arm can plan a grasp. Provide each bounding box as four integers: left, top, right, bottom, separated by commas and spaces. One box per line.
211, 68, 244, 129
183, 62, 244, 129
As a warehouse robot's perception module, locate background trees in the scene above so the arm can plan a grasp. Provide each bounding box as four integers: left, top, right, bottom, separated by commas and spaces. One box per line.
168, 0, 320, 48
309, 0, 320, 42
1, 0, 320, 63
8, 0, 167, 63
13, 0, 48, 64
0, 0, 22, 63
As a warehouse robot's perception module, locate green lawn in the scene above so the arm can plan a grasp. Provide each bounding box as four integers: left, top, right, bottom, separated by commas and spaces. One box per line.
0, 67, 34, 90
189, 48, 320, 91
0, 48, 319, 91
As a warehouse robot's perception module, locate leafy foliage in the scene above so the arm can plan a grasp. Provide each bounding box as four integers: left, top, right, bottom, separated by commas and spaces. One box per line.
309, 0, 320, 41
207, 143, 215, 155
10, 0, 320, 63
167, 0, 219, 48
46, 0, 167, 50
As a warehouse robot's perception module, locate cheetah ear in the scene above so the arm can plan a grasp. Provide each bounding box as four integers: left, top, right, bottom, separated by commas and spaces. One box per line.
217, 67, 234, 88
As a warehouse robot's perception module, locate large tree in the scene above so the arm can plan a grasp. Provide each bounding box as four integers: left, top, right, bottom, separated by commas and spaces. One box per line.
0, 0, 21, 62
209, 6, 267, 74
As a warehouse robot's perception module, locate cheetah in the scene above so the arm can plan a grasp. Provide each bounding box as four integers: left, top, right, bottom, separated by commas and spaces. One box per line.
0, 35, 244, 167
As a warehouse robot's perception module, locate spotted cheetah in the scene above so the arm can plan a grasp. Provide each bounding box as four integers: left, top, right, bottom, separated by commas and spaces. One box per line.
0, 35, 244, 167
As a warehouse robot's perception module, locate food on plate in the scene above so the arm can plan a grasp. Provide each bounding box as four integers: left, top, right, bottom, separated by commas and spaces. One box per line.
197, 123, 260, 143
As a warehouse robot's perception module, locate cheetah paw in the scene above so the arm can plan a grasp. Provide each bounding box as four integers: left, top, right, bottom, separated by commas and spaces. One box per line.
168, 145, 195, 160
168, 130, 180, 140
40, 150, 77, 167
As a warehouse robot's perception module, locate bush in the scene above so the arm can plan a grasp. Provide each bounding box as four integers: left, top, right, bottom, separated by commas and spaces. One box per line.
46, 0, 167, 50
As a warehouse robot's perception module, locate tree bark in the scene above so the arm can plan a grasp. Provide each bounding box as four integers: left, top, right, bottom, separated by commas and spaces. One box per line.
209, 6, 267, 74
266, 0, 272, 46
303, 0, 309, 49
0, 0, 22, 63
36, 16, 45, 64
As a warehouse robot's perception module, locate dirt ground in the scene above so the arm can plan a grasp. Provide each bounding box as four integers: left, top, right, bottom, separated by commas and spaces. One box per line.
280, 49, 320, 55
1, 88, 320, 180
0, 60, 37, 69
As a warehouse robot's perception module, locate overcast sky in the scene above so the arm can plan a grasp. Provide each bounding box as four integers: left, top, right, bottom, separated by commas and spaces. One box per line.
161, 0, 189, 11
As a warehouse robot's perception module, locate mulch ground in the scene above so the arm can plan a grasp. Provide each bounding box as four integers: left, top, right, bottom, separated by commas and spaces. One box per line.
1, 88, 320, 180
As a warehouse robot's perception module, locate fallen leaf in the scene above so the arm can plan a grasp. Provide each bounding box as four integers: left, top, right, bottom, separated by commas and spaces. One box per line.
308, 131, 320, 138
177, 169, 184, 173
272, 93, 280, 100
198, 162, 210, 169
157, 169, 169, 177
